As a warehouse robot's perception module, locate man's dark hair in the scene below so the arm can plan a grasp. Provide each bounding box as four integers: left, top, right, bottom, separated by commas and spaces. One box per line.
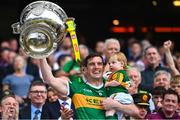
82, 53, 104, 67
29, 80, 47, 92
57, 54, 71, 66
163, 88, 180, 103
144, 46, 159, 56
152, 86, 166, 96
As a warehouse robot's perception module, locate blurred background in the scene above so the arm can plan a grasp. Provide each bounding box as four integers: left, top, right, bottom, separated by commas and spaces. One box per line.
0, 0, 180, 50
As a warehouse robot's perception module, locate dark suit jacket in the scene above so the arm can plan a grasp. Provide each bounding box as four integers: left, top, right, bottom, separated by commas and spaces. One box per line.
45, 100, 61, 119
47, 99, 76, 119
19, 102, 61, 120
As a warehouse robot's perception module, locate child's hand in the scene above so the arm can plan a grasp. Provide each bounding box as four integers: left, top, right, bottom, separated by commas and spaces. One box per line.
105, 80, 120, 87
103, 71, 112, 80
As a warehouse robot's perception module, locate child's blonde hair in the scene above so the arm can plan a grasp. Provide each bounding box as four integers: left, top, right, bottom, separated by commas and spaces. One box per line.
112, 52, 127, 67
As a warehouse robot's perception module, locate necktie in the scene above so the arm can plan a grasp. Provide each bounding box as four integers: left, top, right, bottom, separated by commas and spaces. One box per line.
62, 101, 68, 106
33, 109, 41, 120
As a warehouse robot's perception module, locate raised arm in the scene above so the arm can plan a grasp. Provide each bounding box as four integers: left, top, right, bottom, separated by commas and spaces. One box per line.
39, 59, 69, 96
163, 40, 180, 76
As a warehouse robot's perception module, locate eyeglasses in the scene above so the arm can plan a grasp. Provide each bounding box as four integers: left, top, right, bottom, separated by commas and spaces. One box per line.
30, 90, 47, 94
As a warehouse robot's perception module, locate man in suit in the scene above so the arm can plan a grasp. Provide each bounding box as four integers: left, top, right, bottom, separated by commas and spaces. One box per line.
19, 81, 58, 119
20, 81, 73, 120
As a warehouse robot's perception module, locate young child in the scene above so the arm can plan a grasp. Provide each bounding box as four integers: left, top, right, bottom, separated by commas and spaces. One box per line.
170, 75, 180, 96
104, 52, 133, 119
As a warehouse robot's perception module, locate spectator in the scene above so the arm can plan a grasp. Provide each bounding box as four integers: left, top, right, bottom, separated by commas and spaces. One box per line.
54, 54, 72, 77
140, 46, 170, 92
153, 70, 171, 90
79, 44, 89, 60
128, 40, 146, 71
95, 41, 105, 56
171, 75, 180, 95
2, 55, 34, 105
151, 86, 166, 112
57, 54, 72, 69
103, 38, 121, 74
0, 40, 10, 49
127, 67, 155, 112
55, 44, 89, 80
7, 50, 17, 65
39, 53, 139, 119
0, 90, 19, 120
132, 92, 151, 119
20, 81, 72, 120
9, 38, 19, 53
16, 48, 41, 81
0, 48, 10, 67
0, 48, 12, 93
146, 89, 180, 119
47, 87, 59, 102
19, 81, 64, 119
54, 36, 72, 60
127, 67, 142, 95
53, 95, 74, 120
128, 40, 142, 62
163, 40, 179, 76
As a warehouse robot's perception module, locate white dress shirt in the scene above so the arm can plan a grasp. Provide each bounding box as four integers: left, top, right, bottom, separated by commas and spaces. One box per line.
58, 98, 72, 120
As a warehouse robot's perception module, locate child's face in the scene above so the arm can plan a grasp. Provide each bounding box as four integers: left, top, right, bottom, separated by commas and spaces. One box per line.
171, 83, 180, 95
108, 56, 124, 72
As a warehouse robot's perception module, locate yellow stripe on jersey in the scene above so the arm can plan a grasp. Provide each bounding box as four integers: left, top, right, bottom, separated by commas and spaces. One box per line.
72, 94, 106, 110
111, 72, 124, 83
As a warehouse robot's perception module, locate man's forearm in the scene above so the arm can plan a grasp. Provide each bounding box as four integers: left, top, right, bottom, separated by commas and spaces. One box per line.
165, 49, 180, 75
39, 59, 55, 83
39, 59, 68, 96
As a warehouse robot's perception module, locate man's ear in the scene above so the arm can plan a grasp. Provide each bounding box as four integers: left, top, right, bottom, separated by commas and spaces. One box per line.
81, 66, 85, 72
82, 67, 87, 74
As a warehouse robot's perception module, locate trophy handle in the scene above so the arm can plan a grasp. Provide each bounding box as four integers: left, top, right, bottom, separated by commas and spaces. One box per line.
65, 18, 81, 63
11, 22, 21, 34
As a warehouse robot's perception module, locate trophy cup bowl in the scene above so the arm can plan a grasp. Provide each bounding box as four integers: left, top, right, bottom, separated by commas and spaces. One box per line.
12, 1, 68, 58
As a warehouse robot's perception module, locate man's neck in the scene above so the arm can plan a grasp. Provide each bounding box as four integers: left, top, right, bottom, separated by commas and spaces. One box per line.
162, 109, 175, 118
149, 63, 159, 70
83, 75, 103, 87
32, 103, 44, 109
87, 79, 103, 87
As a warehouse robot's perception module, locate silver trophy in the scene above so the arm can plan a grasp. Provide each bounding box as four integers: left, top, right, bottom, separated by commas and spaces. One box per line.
12, 1, 69, 58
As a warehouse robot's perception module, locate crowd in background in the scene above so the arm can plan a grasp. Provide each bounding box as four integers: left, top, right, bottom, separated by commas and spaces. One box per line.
0, 34, 179, 119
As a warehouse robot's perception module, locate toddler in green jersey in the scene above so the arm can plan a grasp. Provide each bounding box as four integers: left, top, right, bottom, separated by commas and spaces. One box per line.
104, 52, 133, 119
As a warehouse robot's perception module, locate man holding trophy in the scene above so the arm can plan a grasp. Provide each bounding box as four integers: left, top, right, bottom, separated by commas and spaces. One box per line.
12, 1, 139, 119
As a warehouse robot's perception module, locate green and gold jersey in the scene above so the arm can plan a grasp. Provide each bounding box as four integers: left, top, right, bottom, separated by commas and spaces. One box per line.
106, 70, 130, 96
69, 78, 117, 119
